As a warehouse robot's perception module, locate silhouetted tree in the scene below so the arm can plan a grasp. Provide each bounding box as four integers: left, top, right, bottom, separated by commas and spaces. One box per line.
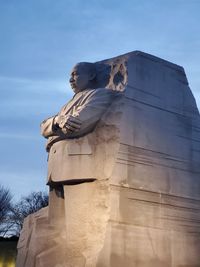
0, 184, 13, 236
11, 191, 48, 236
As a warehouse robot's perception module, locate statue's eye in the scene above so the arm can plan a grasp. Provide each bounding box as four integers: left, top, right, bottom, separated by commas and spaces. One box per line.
71, 72, 76, 76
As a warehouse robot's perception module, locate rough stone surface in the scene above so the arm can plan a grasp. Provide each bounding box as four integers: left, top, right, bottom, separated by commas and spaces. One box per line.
16, 51, 200, 267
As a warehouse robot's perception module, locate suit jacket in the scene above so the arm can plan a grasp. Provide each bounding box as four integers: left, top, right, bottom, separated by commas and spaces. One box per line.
41, 88, 119, 183
41, 88, 118, 151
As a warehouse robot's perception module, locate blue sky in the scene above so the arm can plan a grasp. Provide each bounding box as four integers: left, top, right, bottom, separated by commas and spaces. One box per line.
0, 0, 200, 201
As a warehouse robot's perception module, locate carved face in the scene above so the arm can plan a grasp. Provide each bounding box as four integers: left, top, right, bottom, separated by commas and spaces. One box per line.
69, 63, 96, 93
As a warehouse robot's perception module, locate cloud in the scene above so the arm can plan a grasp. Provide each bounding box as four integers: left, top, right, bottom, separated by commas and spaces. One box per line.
0, 75, 71, 95
0, 170, 48, 201
0, 75, 73, 119
0, 132, 40, 140
0, 0, 199, 202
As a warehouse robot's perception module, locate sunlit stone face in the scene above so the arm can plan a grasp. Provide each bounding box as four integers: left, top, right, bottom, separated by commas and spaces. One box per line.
69, 63, 96, 93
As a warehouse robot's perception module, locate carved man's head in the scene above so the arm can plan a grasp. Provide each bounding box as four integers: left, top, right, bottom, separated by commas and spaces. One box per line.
69, 62, 96, 93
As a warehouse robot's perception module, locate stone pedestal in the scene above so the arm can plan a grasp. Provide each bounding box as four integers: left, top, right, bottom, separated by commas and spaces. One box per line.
17, 51, 200, 267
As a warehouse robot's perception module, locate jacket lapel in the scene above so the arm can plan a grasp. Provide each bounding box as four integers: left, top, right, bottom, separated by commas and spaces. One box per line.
60, 92, 85, 115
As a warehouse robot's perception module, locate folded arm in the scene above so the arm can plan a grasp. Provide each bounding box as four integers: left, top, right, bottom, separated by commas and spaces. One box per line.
40, 115, 82, 138
40, 116, 58, 138
64, 88, 118, 137
41, 88, 119, 140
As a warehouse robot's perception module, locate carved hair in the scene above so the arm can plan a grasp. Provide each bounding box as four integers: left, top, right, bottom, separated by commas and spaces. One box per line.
76, 61, 127, 92
76, 62, 96, 76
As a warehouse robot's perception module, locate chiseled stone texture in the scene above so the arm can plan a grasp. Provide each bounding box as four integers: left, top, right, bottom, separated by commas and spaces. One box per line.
17, 51, 200, 267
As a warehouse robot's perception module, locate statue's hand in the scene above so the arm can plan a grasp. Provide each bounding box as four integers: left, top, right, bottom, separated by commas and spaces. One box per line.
56, 115, 82, 133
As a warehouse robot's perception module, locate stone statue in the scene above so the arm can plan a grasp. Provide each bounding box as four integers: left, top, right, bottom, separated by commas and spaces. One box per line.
40, 62, 118, 232
41, 62, 118, 153
16, 51, 200, 267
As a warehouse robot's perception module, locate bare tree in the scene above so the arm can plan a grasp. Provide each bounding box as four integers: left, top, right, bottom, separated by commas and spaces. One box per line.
0, 184, 13, 236
11, 191, 48, 236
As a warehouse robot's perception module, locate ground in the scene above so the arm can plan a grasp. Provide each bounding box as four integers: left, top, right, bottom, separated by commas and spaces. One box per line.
0, 239, 18, 267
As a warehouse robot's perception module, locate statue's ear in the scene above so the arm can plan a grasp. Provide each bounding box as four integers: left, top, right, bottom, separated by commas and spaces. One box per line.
89, 72, 96, 81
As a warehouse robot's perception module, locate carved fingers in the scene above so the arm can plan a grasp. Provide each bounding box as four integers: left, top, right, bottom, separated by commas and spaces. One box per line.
58, 115, 82, 133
